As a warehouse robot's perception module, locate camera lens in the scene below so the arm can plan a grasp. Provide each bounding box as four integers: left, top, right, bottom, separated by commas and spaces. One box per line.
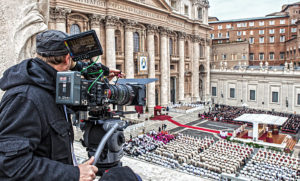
107, 84, 136, 105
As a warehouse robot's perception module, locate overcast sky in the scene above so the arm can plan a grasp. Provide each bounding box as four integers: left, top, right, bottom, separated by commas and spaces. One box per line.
209, 0, 300, 20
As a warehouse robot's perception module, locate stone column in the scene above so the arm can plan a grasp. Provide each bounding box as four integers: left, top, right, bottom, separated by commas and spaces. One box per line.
49, 7, 56, 30
124, 20, 136, 79
178, 32, 186, 102
147, 25, 157, 115
192, 35, 200, 101
53, 7, 71, 32
89, 14, 103, 40
205, 39, 211, 101
105, 16, 118, 69
160, 27, 168, 107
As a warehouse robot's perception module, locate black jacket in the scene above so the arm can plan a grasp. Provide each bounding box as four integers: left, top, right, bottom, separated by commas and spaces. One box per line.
0, 58, 79, 180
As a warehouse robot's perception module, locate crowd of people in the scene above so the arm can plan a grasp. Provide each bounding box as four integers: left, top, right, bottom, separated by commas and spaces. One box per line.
199, 140, 254, 174
123, 131, 300, 180
123, 131, 175, 157
202, 105, 300, 133
239, 149, 299, 180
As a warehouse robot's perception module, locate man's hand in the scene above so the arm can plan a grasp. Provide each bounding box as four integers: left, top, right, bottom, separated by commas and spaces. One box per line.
108, 68, 125, 81
78, 157, 98, 181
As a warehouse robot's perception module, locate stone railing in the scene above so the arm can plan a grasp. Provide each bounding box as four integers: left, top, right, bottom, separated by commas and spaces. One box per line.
170, 55, 179, 62
116, 51, 124, 57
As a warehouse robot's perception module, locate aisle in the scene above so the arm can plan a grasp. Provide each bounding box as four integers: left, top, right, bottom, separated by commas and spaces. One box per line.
151, 115, 233, 136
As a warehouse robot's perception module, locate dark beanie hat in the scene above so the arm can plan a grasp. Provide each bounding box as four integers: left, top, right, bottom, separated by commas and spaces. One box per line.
36, 30, 69, 57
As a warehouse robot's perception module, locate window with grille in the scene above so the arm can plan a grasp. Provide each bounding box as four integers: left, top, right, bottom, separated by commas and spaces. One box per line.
198, 7, 202, 19
259, 53, 264, 60
133, 32, 140, 52
272, 92, 279, 103
169, 38, 173, 55
269, 52, 274, 60
212, 87, 217, 96
230, 88, 235, 98
250, 90, 256, 101
70, 24, 81, 35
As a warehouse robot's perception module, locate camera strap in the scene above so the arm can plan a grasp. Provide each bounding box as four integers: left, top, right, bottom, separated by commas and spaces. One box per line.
63, 105, 78, 166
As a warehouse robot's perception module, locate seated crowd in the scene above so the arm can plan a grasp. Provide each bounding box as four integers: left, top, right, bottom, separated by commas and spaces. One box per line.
199, 140, 254, 174
124, 131, 299, 180
123, 131, 175, 157
169, 103, 204, 109
239, 149, 299, 180
202, 105, 300, 133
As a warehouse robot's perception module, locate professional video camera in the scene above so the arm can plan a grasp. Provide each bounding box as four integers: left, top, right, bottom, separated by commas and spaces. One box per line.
55, 30, 156, 175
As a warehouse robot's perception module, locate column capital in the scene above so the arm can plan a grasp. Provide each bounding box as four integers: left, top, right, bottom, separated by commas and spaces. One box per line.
89, 14, 104, 27
51, 7, 71, 23
159, 27, 167, 36
105, 16, 119, 29
124, 19, 137, 31
192, 35, 201, 43
146, 24, 158, 35
177, 32, 187, 40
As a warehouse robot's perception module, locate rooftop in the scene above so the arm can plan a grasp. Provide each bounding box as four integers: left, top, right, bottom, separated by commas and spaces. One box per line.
209, 15, 289, 24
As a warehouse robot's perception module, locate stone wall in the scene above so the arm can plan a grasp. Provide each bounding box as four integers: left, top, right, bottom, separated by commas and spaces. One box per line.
211, 42, 249, 69
211, 68, 300, 113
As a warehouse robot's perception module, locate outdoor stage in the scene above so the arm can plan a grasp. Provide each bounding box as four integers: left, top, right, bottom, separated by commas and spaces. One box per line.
232, 114, 296, 151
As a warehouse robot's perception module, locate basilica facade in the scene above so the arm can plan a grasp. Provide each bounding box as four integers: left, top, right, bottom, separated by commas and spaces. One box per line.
48, 0, 212, 112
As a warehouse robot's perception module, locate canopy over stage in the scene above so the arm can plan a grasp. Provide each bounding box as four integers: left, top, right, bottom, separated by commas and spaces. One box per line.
233, 114, 289, 145
234, 114, 288, 126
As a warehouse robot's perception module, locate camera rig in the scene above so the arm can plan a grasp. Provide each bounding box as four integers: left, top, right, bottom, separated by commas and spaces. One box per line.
56, 30, 157, 175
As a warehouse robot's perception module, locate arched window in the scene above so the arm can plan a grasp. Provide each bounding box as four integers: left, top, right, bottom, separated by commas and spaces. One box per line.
115, 30, 122, 52
198, 8, 203, 20
169, 38, 173, 55
154, 35, 159, 56
185, 41, 189, 58
133, 32, 140, 52
70, 24, 81, 35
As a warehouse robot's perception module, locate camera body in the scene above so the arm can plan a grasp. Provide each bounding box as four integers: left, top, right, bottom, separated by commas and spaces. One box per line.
56, 71, 146, 107
56, 30, 156, 175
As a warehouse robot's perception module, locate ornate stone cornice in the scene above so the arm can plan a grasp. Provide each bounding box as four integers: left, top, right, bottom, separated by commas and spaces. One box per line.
177, 32, 187, 40
105, 16, 119, 29
89, 14, 104, 27
124, 19, 137, 31
146, 24, 158, 35
193, 0, 210, 8
51, 7, 71, 23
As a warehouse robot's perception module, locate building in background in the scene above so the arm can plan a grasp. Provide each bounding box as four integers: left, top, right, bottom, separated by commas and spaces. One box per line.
209, 2, 300, 68
48, 0, 212, 113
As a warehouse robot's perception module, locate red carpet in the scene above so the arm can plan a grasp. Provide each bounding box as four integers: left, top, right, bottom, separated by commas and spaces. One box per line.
151, 115, 232, 136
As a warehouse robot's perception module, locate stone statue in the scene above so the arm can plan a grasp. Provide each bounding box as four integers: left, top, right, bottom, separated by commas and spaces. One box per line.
13, 0, 49, 61
285, 61, 288, 70
0, 0, 49, 97
290, 61, 294, 71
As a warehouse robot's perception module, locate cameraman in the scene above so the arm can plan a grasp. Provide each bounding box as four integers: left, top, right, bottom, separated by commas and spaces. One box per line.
0, 30, 121, 181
